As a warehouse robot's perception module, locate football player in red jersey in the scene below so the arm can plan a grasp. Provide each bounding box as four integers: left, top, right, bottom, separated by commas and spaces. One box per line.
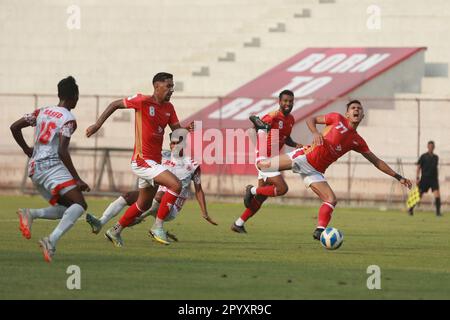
257, 100, 412, 240
86, 72, 193, 246
231, 90, 303, 233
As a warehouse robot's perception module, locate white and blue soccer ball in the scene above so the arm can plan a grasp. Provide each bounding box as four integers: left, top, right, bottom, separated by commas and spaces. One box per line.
320, 227, 344, 250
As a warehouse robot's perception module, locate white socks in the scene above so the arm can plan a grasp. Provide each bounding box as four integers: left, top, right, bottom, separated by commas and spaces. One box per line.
30, 205, 67, 220
110, 223, 123, 236
153, 217, 164, 228
235, 218, 245, 226
165, 205, 179, 222
99, 196, 127, 226
49, 203, 85, 247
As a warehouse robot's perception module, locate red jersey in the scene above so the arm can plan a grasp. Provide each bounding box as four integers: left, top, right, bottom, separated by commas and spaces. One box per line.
123, 94, 179, 163
256, 110, 295, 158
305, 112, 370, 173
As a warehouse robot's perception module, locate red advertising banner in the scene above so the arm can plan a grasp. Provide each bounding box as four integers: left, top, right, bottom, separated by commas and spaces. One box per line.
182, 47, 425, 175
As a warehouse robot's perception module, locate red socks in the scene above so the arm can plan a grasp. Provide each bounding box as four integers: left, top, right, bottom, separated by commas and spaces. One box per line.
119, 203, 144, 227
156, 190, 179, 220
256, 185, 277, 197
317, 202, 335, 229
240, 198, 262, 221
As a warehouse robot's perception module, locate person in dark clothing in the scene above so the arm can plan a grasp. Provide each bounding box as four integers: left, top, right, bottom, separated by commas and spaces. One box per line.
409, 141, 441, 216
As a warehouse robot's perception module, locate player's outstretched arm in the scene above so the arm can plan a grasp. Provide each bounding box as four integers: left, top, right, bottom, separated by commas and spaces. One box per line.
58, 136, 90, 192
86, 99, 125, 137
10, 118, 34, 158
306, 115, 326, 146
170, 121, 195, 132
362, 152, 412, 189
193, 169, 217, 225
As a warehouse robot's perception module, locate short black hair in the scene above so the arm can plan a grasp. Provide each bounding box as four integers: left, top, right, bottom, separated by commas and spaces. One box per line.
346, 99, 362, 110
279, 90, 294, 100
58, 76, 78, 100
153, 72, 173, 84
428, 140, 435, 145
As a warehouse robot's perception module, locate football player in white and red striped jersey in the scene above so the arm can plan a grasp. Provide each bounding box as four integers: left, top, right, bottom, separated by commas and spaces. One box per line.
10, 76, 90, 262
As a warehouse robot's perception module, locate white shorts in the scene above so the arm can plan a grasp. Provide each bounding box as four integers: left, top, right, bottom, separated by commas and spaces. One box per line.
131, 160, 167, 189
255, 157, 281, 181
287, 148, 327, 188
29, 160, 77, 205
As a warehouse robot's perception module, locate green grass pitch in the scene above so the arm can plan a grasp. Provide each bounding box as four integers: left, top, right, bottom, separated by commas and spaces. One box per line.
0, 195, 448, 299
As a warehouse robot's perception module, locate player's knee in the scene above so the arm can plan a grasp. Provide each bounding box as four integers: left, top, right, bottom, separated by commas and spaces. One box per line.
323, 196, 337, 207
257, 160, 270, 171
78, 200, 88, 211
171, 180, 182, 194
122, 192, 135, 206
328, 199, 338, 207
276, 184, 288, 196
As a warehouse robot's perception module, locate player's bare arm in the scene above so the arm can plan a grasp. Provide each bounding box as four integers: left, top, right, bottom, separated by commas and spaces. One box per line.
416, 164, 421, 184
86, 99, 126, 137
169, 121, 195, 132
362, 152, 412, 189
58, 135, 90, 192
10, 118, 33, 157
193, 168, 217, 225
285, 136, 302, 149
306, 115, 326, 146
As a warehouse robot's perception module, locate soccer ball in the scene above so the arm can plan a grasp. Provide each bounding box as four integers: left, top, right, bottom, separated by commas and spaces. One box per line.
320, 227, 344, 250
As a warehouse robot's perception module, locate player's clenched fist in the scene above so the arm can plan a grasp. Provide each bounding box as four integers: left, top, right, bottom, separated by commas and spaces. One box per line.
400, 178, 412, 189
186, 121, 195, 132
86, 124, 100, 137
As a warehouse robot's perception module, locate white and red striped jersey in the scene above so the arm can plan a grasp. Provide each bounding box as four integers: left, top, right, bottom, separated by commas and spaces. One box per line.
161, 150, 200, 198
24, 106, 77, 164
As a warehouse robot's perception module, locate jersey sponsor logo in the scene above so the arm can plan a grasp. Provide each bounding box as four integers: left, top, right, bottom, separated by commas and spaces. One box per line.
335, 121, 348, 134
127, 94, 138, 100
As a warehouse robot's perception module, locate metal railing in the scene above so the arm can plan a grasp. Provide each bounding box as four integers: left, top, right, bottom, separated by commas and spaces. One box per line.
1, 93, 449, 208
